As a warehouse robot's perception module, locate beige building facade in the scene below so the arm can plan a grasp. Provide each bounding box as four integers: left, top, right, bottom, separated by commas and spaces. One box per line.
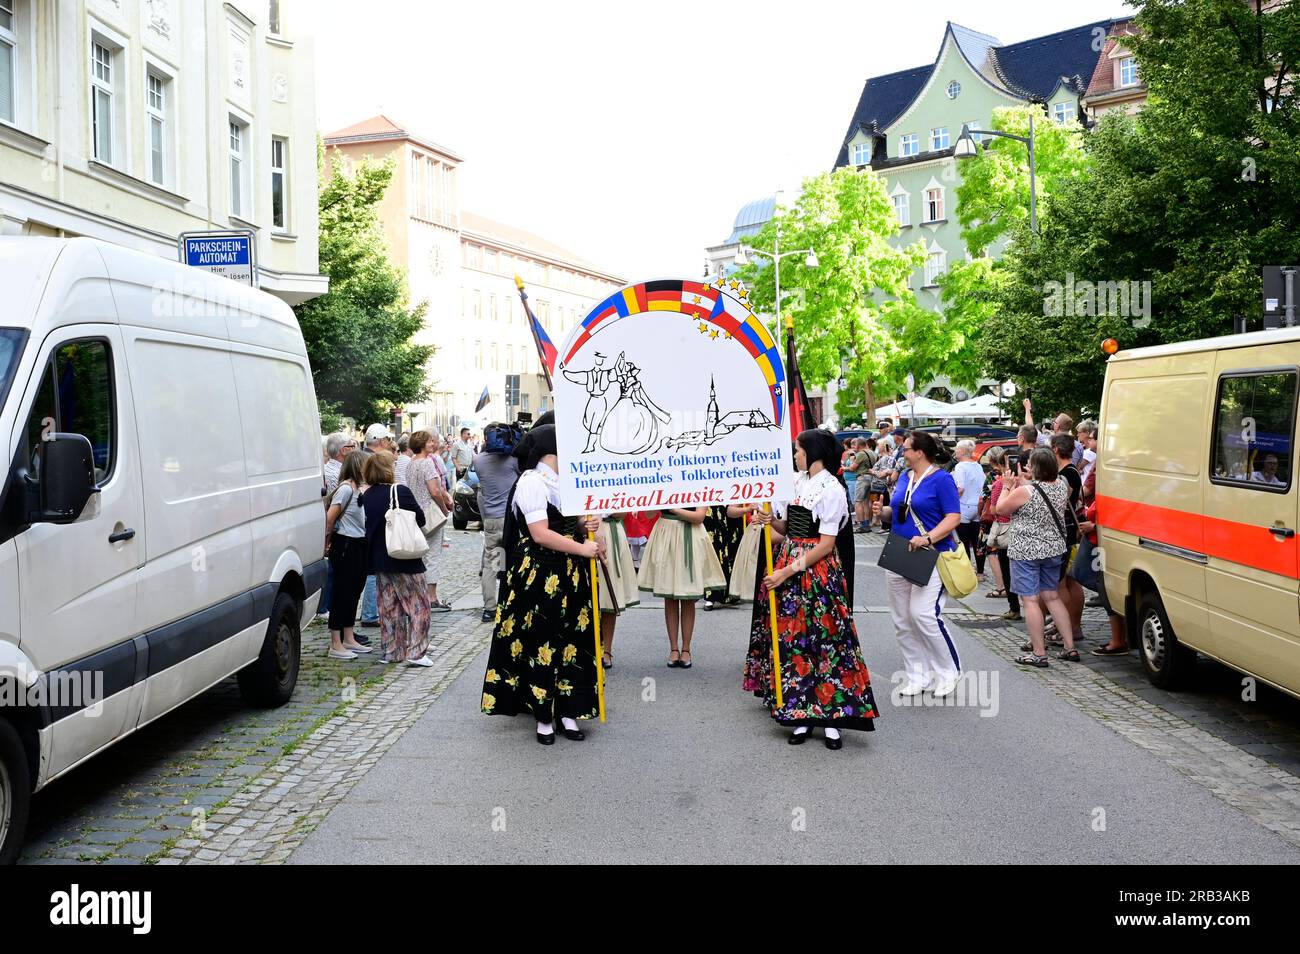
324, 116, 624, 438
0, 0, 325, 303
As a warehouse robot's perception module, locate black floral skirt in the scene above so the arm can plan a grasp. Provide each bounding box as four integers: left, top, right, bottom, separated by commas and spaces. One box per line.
743, 537, 878, 731
705, 505, 746, 600
481, 537, 599, 723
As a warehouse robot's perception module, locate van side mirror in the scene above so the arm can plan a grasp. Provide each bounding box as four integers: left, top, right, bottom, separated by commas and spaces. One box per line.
34, 433, 99, 523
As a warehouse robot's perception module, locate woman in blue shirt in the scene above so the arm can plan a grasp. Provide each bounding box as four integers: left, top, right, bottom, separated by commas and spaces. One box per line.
879, 431, 963, 698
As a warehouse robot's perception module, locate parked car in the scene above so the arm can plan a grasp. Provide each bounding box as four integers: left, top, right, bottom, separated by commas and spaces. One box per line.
0, 238, 326, 864
972, 438, 1023, 470
916, 423, 1021, 444
453, 466, 482, 530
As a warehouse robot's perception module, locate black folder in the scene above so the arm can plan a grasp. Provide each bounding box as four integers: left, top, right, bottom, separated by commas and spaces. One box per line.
877, 530, 940, 585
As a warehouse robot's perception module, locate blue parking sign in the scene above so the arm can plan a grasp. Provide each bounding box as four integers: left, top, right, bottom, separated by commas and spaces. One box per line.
180, 232, 255, 285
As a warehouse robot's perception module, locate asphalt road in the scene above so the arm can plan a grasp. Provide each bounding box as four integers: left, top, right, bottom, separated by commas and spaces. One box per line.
290, 535, 1300, 864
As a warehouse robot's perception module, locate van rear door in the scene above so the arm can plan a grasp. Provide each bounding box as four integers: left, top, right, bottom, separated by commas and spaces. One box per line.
1203, 356, 1300, 695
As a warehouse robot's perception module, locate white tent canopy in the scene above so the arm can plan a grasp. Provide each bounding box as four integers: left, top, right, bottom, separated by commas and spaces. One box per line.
943, 393, 1008, 419
871, 396, 955, 420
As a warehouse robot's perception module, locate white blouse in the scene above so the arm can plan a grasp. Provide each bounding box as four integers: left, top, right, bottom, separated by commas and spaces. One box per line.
514, 461, 561, 525
792, 469, 849, 535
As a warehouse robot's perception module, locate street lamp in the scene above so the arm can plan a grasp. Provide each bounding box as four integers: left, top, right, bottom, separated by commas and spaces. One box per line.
734, 218, 818, 337
954, 115, 1038, 234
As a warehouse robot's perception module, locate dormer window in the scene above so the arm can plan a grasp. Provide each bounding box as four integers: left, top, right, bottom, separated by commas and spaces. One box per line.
1053, 101, 1076, 124
1119, 56, 1139, 87
851, 141, 870, 166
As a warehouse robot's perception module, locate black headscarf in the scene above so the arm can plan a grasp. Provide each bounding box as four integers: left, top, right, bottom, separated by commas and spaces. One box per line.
499, 424, 559, 579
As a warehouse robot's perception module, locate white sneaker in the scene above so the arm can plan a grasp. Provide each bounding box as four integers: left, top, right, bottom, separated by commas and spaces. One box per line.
898, 679, 930, 697
328, 648, 357, 660
343, 643, 373, 654
405, 655, 434, 668
931, 676, 959, 698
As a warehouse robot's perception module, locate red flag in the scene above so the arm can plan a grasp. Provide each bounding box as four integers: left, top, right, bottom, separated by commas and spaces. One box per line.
785, 327, 817, 444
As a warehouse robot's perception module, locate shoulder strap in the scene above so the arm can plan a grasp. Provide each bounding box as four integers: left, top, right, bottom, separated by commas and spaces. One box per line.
1033, 482, 1069, 543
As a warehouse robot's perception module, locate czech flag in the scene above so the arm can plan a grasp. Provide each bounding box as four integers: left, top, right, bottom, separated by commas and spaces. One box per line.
475, 386, 490, 413
532, 311, 558, 376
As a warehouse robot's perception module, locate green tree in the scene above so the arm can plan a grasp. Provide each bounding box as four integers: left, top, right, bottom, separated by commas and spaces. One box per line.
734, 168, 928, 422
295, 145, 433, 427
963, 1, 1300, 414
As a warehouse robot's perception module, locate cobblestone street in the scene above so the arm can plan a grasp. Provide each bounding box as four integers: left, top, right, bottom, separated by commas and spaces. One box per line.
18, 531, 1300, 863
17, 528, 490, 865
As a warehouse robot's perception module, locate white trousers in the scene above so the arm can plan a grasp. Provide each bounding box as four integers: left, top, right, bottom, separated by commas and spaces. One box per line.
886, 566, 961, 686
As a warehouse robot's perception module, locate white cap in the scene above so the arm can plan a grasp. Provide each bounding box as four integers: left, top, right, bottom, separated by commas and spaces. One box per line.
364, 423, 391, 445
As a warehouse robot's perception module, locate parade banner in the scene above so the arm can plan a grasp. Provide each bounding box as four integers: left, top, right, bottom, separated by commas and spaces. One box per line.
554, 277, 795, 515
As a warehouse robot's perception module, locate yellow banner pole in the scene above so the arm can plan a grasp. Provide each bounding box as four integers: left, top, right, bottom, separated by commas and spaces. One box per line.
588, 523, 606, 723
762, 504, 783, 709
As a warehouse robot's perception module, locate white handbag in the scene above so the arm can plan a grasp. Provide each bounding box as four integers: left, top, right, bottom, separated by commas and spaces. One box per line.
423, 498, 449, 535
385, 483, 430, 559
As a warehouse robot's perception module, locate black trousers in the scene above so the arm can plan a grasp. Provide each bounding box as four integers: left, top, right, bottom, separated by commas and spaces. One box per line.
996, 547, 1021, 614
328, 533, 368, 631
957, 521, 980, 565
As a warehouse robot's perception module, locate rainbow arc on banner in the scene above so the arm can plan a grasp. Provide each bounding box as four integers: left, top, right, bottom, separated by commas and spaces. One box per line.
560, 278, 785, 428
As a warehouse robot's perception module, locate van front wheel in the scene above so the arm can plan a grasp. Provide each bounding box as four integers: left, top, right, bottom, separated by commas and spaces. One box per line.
0, 718, 32, 866
238, 591, 301, 707
1137, 588, 1196, 690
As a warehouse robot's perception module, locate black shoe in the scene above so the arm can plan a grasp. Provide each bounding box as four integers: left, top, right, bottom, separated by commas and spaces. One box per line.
788, 728, 810, 745
824, 733, 843, 751
354, 634, 371, 647
562, 726, 586, 741
481, 608, 495, 623
536, 729, 555, 745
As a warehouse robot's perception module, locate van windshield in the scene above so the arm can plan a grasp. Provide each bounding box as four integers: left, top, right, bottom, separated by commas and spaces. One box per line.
0, 328, 27, 411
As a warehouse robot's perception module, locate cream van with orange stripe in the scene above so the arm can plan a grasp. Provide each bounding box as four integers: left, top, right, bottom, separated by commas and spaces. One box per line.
1098, 329, 1300, 697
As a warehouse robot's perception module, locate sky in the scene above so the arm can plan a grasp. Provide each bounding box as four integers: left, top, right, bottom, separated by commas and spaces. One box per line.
311, 0, 1133, 280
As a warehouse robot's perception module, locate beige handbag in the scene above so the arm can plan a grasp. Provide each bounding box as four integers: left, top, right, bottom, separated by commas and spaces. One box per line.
386, 484, 430, 559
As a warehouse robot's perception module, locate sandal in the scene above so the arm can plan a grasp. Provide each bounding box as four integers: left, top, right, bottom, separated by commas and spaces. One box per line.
1092, 645, 1130, 656
680, 650, 693, 669
985, 589, 1007, 599
667, 650, 682, 669
1056, 649, 1081, 662
602, 652, 613, 670
1014, 652, 1050, 668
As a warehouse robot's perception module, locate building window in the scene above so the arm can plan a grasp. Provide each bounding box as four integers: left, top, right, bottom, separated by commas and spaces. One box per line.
490, 342, 498, 370
474, 340, 482, 369
1119, 56, 1139, 87
268, 0, 282, 34
924, 187, 944, 222
892, 193, 910, 227
851, 141, 870, 166
924, 249, 947, 286
271, 137, 288, 230
0, 1, 16, 125
899, 133, 919, 157
946, 80, 961, 100
228, 118, 249, 218
930, 127, 949, 151
91, 41, 116, 164
489, 292, 497, 321
1053, 101, 1076, 124
145, 71, 171, 187
964, 120, 984, 143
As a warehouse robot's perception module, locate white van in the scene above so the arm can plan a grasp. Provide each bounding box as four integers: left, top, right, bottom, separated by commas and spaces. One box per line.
0, 238, 326, 863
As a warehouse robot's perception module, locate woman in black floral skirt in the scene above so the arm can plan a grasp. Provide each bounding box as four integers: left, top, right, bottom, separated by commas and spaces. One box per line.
747, 429, 879, 750
480, 425, 605, 746
703, 505, 746, 609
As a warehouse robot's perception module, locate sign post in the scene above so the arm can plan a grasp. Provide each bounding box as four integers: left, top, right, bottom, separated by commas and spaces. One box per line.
178, 230, 257, 286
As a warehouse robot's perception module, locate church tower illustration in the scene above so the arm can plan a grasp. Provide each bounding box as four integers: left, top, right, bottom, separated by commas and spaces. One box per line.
705, 376, 720, 439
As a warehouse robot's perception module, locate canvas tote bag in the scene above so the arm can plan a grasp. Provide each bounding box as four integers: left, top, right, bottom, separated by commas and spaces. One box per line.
386, 483, 430, 559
